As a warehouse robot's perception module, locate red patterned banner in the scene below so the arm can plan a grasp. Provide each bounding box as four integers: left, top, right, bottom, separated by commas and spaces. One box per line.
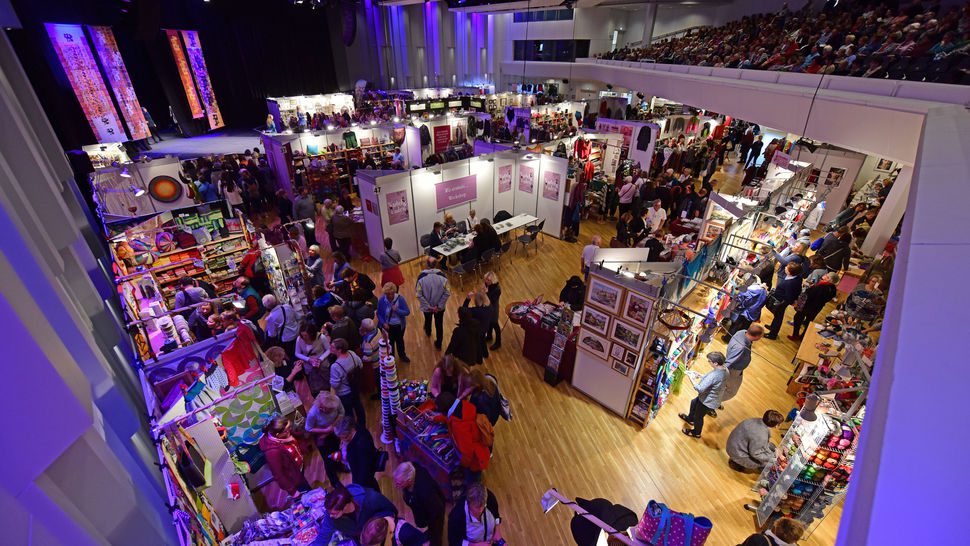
181, 30, 224, 130
165, 30, 204, 119
86, 26, 149, 141
45, 23, 126, 143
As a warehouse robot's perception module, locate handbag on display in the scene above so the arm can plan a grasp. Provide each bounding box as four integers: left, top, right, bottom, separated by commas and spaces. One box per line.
634, 500, 712, 546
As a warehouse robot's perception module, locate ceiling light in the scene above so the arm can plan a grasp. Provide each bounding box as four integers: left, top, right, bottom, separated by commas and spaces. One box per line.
393, 116, 400, 123
131, 186, 146, 197
370, 120, 377, 125
326, 124, 335, 130
120, 167, 132, 178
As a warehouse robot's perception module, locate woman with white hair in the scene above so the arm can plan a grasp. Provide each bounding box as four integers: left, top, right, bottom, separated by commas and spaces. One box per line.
262, 294, 300, 358
306, 392, 344, 487
359, 317, 382, 397
393, 462, 446, 546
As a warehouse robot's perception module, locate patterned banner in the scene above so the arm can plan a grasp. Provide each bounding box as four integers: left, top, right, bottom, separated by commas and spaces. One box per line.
86, 26, 149, 141
181, 30, 224, 130
45, 23, 126, 143
165, 30, 204, 119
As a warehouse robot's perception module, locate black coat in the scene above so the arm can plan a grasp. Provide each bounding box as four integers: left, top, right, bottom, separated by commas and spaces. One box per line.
446, 319, 483, 365
403, 463, 446, 530
346, 430, 380, 490
816, 235, 851, 271
486, 283, 502, 324
448, 490, 500, 546
772, 276, 803, 306
800, 281, 837, 318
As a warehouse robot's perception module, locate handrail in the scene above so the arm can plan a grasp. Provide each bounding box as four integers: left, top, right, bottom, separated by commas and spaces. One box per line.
648, 25, 709, 45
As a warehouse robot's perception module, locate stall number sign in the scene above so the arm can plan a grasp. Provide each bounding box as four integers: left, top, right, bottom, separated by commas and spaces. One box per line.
429, 101, 446, 110
435, 174, 477, 210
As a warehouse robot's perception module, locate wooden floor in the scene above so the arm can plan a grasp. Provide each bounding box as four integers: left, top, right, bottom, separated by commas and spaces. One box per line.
259, 157, 842, 545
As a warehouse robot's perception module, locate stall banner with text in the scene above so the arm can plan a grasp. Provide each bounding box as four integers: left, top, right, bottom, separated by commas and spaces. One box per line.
386, 189, 410, 225
518, 164, 535, 194
542, 171, 562, 201
433, 125, 451, 153
181, 30, 224, 130
497, 164, 512, 193
87, 26, 149, 141
436, 174, 477, 210
771, 151, 791, 170
46, 23, 126, 143
165, 30, 204, 119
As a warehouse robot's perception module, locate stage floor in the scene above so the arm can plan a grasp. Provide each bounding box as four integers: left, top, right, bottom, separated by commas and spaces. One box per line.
138, 129, 263, 160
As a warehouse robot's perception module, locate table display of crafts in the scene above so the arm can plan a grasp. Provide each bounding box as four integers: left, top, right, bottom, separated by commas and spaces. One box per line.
223, 488, 327, 546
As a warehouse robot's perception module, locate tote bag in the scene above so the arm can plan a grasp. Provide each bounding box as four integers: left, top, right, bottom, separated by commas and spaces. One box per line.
634, 500, 712, 546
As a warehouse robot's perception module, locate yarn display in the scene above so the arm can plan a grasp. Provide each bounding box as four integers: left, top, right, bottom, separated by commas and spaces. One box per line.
378, 339, 402, 445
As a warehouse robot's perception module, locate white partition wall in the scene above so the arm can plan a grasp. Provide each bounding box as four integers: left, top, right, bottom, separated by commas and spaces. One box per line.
363, 151, 568, 262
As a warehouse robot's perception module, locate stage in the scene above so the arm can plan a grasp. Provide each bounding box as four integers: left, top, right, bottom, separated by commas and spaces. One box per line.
139, 129, 263, 160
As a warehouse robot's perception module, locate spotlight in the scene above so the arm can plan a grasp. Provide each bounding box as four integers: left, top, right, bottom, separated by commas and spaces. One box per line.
131, 186, 146, 197
120, 167, 132, 178
393, 116, 400, 123
305, 219, 315, 229
370, 120, 377, 125
326, 124, 335, 130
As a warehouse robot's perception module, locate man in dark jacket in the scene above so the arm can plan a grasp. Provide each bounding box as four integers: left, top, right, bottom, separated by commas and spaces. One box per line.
789, 272, 839, 340
335, 416, 379, 490
394, 462, 447, 546
815, 231, 852, 272
320, 484, 397, 544
765, 262, 804, 340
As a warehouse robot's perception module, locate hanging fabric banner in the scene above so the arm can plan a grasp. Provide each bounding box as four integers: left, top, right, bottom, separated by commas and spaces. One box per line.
165, 29, 204, 119
45, 23, 126, 143
86, 26, 149, 141
210, 381, 277, 445
181, 30, 224, 130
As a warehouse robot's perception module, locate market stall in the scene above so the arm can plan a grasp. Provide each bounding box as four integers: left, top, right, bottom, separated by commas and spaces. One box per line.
266, 93, 355, 133
93, 156, 198, 222
506, 299, 578, 385
594, 118, 660, 176
356, 150, 569, 262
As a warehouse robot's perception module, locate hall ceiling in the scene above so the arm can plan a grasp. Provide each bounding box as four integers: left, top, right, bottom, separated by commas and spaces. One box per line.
378, 0, 728, 13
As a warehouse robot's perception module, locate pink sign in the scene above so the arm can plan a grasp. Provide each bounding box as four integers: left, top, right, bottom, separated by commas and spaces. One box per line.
433, 124, 451, 153
497, 164, 512, 193
435, 174, 477, 210
386, 189, 409, 225
518, 164, 534, 194
542, 171, 562, 201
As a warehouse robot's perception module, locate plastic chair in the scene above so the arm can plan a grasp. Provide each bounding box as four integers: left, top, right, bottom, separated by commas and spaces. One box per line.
419, 233, 433, 255
456, 220, 468, 235
517, 230, 539, 256
451, 258, 478, 288
495, 241, 512, 268
525, 219, 546, 247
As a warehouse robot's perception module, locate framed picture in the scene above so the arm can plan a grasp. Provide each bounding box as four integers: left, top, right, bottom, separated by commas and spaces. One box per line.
611, 319, 646, 352
874, 158, 894, 172
610, 344, 626, 361
578, 331, 611, 361
825, 167, 846, 186
623, 291, 654, 328
587, 278, 624, 314
582, 306, 612, 336
624, 349, 639, 366
611, 359, 631, 377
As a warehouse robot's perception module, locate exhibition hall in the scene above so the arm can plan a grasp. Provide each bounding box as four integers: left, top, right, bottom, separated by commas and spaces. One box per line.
0, 1, 967, 545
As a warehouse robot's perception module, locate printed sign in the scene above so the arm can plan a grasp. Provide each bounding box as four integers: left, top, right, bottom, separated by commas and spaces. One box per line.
497, 164, 512, 193
386, 189, 410, 225
435, 174, 477, 210
181, 30, 224, 129
542, 171, 562, 201
433, 125, 451, 153
46, 23, 126, 143
165, 30, 204, 119
87, 26, 149, 141
771, 151, 792, 170
518, 164, 535, 194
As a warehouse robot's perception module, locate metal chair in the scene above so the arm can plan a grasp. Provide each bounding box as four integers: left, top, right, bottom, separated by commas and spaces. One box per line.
419, 233, 433, 256
477, 248, 496, 274
517, 230, 539, 256
451, 258, 478, 288
525, 219, 546, 248
495, 241, 512, 268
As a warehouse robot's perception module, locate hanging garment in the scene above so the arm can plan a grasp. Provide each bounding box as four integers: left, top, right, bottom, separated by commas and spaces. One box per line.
210, 381, 277, 445
574, 138, 591, 160
220, 325, 259, 387
419, 125, 431, 146
636, 126, 652, 151
672, 117, 686, 133
343, 131, 359, 149
584, 160, 596, 182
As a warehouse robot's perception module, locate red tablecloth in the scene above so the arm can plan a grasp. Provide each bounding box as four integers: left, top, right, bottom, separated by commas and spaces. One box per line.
520, 321, 577, 384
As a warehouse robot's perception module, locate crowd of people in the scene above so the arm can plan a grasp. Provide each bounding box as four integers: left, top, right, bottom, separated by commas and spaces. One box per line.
599, 1, 970, 83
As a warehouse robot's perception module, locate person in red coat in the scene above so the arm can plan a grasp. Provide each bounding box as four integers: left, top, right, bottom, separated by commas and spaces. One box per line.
259, 417, 310, 498
434, 392, 492, 478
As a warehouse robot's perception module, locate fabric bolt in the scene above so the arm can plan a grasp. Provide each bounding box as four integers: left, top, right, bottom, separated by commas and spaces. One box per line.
210, 381, 276, 445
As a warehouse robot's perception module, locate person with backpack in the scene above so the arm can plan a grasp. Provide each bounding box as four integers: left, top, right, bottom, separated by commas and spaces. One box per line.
174, 276, 207, 317
330, 338, 366, 428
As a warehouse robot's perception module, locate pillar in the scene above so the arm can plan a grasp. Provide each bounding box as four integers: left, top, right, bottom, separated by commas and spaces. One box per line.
860, 165, 911, 256
640, 4, 658, 46
836, 105, 970, 545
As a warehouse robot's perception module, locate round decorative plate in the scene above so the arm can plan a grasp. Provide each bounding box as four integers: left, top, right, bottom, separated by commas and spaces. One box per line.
148, 175, 183, 203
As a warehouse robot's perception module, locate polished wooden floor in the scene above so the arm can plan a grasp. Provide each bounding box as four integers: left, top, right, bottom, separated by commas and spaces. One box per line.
260, 159, 841, 545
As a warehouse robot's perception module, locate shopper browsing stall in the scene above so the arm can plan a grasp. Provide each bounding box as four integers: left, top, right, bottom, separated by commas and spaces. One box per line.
263, 294, 300, 358
726, 410, 784, 473
377, 282, 411, 363
296, 324, 331, 398
320, 484, 398, 543
393, 462, 447, 546
448, 482, 504, 546
360, 515, 429, 546
680, 352, 728, 438
335, 416, 381, 491
721, 325, 765, 406
416, 257, 451, 350
259, 417, 310, 498
765, 262, 804, 340
330, 338, 366, 428
790, 272, 839, 341
723, 279, 768, 340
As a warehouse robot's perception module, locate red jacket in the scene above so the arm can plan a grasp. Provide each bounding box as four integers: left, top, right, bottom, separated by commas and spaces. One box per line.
440, 400, 492, 472
258, 434, 305, 495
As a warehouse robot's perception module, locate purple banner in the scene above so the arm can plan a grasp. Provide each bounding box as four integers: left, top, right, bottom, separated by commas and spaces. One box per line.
435, 174, 477, 210
87, 26, 149, 141
45, 23, 126, 143
181, 30, 224, 130
497, 164, 512, 193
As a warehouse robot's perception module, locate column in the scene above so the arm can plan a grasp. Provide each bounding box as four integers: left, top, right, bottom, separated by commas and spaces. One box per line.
836, 104, 970, 544
860, 165, 911, 256
640, 4, 658, 46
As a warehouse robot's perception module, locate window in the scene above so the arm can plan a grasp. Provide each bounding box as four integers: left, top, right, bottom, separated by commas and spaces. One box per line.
512, 39, 589, 62
513, 9, 573, 23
